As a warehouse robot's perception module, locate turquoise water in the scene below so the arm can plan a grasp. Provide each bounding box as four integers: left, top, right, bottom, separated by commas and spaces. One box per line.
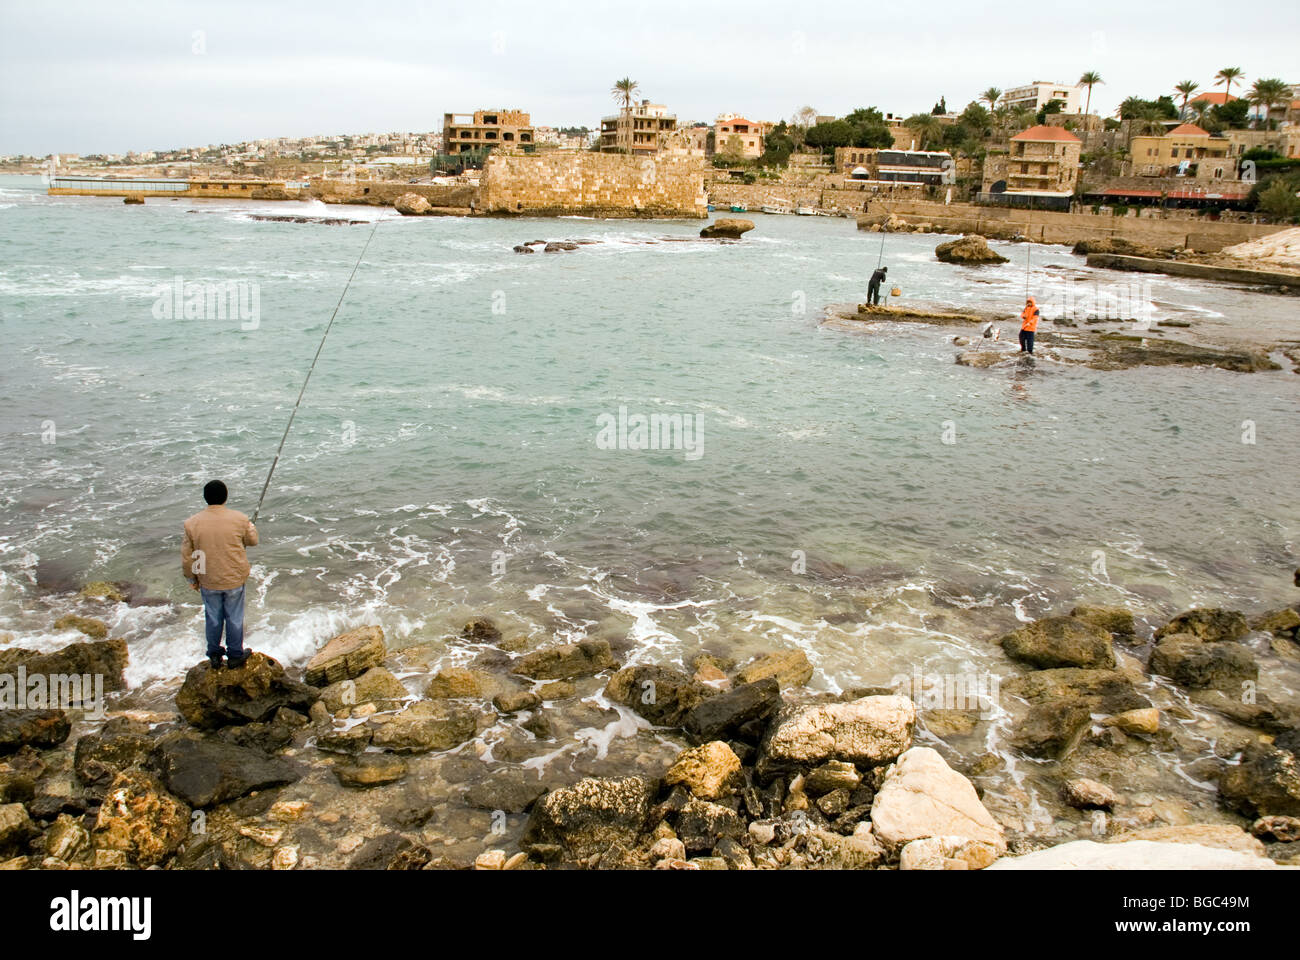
1, 174, 1297, 694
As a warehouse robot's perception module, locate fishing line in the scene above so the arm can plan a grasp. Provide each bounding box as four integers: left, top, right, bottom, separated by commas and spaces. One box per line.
251, 217, 381, 525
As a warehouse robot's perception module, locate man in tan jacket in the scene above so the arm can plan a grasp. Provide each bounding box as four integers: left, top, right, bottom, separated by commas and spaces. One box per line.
182, 480, 259, 668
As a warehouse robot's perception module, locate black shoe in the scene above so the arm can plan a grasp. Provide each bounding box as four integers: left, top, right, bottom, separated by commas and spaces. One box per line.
208, 654, 224, 670
226, 651, 252, 669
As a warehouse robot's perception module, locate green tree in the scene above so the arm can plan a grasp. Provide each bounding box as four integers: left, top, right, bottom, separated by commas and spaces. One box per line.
841, 107, 895, 149
1078, 71, 1103, 118
804, 119, 854, 152
610, 77, 639, 153
1174, 80, 1199, 118
981, 87, 1001, 110
1254, 175, 1300, 220
903, 113, 944, 150
1215, 67, 1244, 104
1248, 77, 1290, 130
1211, 98, 1251, 129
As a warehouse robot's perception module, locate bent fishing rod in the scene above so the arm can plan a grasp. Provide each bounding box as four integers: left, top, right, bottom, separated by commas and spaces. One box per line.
251, 217, 381, 526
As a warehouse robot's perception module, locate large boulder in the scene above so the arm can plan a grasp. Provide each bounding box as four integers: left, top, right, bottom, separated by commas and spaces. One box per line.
1155, 608, 1248, 643
366, 700, 479, 753
999, 615, 1116, 669
664, 741, 742, 800
700, 218, 754, 239
760, 695, 915, 769
1149, 632, 1256, 691
604, 664, 714, 726
319, 666, 408, 714
394, 193, 431, 216
73, 719, 154, 793
0, 637, 129, 691
305, 626, 386, 686
511, 639, 615, 680
1071, 237, 1162, 259
869, 747, 1006, 855
149, 735, 303, 807
935, 235, 1008, 265
987, 839, 1281, 870
91, 769, 190, 867
176, 653, 317, 729
0, 710, 71, 754
1070, 604, 1136, 640
521, 775, 658, 862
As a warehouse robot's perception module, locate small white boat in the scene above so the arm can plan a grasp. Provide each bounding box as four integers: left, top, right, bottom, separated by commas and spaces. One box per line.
795, 205, 817, 216
760, 203, 788, 215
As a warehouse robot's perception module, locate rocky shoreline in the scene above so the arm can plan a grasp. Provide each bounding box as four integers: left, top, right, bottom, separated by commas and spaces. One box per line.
2, 580, 1299, 871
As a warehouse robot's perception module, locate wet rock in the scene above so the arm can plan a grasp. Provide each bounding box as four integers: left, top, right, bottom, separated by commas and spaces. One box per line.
464, 770, 547, 813
521, 775, 657, 862
1111, 823, 1266, 856
44, 814, 89, 862
956, 350, 1007, 368
675, 797, 746, 853
1188, 688, 1297, 731
683, 678, 781, 743
899, 835, 1000, 870
797, 826, 885, 869
316, 724, 373, 755
999, 615, 1116, 669
700, 218, 754, 239
1009, 700, 1093, 758
91, 769, 190, 867
923, 709, 981, 738
1219, 741, 1300, 817
348, 832, 433, 870
1149, 632, 1256, 691
1070, 604, 1137, 640
0, 803, 37, 854
664, 741, 742, 800
78, 581, 128, 603
1003, 667, 1150, 714
214, 716, 297, 753
305, 625, 386, 686
521, 709, 552, 739
493, 688, 541, 713
0, 637, 128, 691
513, 244, 535, 254
734, 649, 814, 689
987, 839, 1280, 870
604, 664, 714, 726
425, 667, 486, 700
816, 788, 851, 816
394, 193, 431, 216
367, 700, 479, 753
760, 694, 915, 769
1156, 608, 1250, 644
869, 747, 1006, 855
804, 760, 862, 796
0, 771, 34, 804
935, 235, 1008, 265
1251, 607, 1300, 639
0, 710, 72, 754
543, 241, 579, 252
1063, 778, 1118, 809
1252, 815, 1300, 842
539, 680, 576, 700
511, 639, 615, 680
319, 667, 408, 713
73, 723, 154, 793
52, 614, 108, 639
176, 653, 318, 729
150, 734, 302, 807
1101, 707, 1160, 735
335, 753, 408, 788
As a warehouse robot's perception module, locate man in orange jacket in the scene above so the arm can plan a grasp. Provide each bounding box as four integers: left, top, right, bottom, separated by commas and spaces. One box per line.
1019, 297, 1040, 355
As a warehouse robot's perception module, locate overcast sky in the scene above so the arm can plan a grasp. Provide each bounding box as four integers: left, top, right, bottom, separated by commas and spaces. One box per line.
1, 0, 1296, 155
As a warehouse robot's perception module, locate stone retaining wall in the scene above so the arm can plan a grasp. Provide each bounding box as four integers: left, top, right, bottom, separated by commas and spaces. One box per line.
479, 152, 708, 218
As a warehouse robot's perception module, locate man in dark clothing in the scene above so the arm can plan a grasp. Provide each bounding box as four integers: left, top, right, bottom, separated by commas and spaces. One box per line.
868, 266, 888, 306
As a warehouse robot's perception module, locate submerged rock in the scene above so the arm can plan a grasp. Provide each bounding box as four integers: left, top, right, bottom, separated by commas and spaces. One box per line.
367, 700, 479, 753
464, 770, 548, 813
1149, 632, 1256, 691
1155, 607, 1249, 643
999, 615, 1116, 669
935, 235, 1008, 265
1063, 777, 1118, 809
869, 747, 1006, 855
334, 753, 408, 788
734, 649, 814, 689
176, 654, 318, 729
305, 625, 386, 686
1070, 604, 1137, 640
52, 614, 108, 639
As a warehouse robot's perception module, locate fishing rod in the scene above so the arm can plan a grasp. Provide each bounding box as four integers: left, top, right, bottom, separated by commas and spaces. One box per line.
251, 217, 381, 525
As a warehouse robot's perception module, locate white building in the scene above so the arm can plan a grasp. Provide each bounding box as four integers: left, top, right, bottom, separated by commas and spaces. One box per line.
1002, 81, 1084, 115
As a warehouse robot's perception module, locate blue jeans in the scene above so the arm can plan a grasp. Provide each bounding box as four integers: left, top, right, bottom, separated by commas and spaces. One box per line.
201, 586, 245, 659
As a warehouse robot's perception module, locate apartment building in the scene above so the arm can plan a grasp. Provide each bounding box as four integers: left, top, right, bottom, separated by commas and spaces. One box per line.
442, 109, 534, 155
600, 100, 677, 156
1001, 81, 1084, 115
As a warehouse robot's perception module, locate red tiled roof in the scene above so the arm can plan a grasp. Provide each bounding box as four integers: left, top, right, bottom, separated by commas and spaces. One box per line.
1011, 124, 1081, 142
1189, 92, 1238, 104
1166, 123, 1211, 137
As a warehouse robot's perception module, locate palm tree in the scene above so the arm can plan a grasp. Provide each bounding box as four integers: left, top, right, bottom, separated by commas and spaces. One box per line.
904, 113, 944, 150
610, 77, 639, 154
1079, 71, 1103, 118
1190, 99, 1212, 126
1215, 67, 1244, 106
1248, 77, 1290, 130
1174, 80, 1199, 119
982, 87, 1001, 110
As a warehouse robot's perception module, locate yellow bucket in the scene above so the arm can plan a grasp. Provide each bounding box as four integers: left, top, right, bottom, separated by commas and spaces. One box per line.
890, 287, 901, 297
